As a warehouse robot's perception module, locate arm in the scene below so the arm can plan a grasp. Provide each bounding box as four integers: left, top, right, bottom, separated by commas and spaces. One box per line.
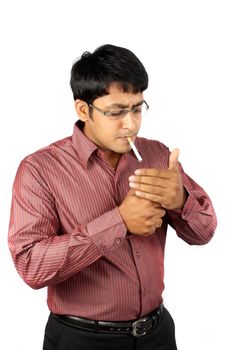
166, 169, 217, 245
8, 161, 126, 289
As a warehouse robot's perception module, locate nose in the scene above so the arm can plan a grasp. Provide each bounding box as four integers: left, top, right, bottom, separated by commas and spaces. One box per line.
121, 111, 137, 130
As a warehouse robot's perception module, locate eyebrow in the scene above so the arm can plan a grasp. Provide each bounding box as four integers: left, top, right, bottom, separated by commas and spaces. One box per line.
106, 100, 144, 109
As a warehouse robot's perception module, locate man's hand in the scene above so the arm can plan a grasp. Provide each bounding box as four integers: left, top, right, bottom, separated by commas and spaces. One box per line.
128, 149, 187, 210
118, 189, 166, 236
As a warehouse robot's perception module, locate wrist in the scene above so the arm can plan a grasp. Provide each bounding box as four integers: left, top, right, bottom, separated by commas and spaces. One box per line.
176, 187, 188, 210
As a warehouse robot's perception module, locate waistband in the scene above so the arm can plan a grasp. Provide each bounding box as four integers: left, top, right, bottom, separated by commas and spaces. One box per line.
53, 303, 164, 338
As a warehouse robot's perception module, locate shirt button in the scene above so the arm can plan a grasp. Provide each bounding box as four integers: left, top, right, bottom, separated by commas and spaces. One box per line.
115, 238, 121, 244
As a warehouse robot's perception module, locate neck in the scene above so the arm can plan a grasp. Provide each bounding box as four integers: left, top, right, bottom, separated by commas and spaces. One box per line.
98, 149, 121, 169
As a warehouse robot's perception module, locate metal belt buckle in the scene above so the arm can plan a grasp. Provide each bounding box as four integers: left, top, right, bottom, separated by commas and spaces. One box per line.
131, 316, 152, 337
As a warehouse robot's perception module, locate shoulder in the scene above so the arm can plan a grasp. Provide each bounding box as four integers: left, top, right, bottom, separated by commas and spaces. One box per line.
22, 135, 71, 164
15, 135, 72, 180
136, 136, 169, 152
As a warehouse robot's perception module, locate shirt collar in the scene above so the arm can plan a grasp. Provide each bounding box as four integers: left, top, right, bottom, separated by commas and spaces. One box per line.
71, 120, 98, 168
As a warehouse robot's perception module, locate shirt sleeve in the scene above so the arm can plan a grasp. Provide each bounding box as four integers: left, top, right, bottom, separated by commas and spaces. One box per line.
8, 160, 127, 290
166, 164, 217, 245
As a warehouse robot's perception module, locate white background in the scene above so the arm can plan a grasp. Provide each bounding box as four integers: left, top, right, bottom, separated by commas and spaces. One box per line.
0, 1, 232, 349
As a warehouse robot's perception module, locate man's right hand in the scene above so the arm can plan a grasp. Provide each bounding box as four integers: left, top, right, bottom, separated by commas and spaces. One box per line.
118, 189, 166, 236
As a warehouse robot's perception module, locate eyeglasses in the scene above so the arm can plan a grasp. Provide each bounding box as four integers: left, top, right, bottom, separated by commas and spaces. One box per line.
88, 100, 149, 119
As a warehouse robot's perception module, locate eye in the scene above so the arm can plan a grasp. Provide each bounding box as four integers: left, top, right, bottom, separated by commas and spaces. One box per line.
132, 106, 142, 114
108, 110, 126, 118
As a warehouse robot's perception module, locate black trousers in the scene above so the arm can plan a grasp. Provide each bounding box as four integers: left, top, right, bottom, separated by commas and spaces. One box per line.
43, 307, 177, 350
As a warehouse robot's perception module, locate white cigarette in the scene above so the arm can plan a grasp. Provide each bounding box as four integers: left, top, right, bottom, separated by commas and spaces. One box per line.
127, 137, 143, 162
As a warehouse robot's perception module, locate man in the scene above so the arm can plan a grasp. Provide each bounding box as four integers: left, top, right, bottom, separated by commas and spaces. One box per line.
8, 44, 217, 350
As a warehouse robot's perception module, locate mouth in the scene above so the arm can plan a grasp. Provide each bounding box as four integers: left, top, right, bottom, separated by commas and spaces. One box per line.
119, 135, 136, 142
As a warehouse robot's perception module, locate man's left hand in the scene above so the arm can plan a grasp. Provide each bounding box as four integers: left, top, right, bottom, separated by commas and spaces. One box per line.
129, 149, 187, 210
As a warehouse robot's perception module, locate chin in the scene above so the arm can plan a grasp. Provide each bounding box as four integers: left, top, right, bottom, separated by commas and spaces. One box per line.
114, 146, 131, 154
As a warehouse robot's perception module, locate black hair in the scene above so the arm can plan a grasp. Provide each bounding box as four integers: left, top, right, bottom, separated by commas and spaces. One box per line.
70, 44, 148, 103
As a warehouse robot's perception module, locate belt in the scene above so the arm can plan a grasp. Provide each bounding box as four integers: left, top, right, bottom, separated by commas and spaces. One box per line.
53, 304, 163, 338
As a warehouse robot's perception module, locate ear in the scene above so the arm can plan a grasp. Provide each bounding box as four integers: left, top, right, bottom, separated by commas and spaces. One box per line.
74, 100, 89, 122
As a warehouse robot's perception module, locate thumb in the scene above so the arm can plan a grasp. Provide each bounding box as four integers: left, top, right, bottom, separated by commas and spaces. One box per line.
168, 148, 180, 170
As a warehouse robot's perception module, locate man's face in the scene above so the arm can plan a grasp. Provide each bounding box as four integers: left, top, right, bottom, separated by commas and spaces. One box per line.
83, 85, 143, 155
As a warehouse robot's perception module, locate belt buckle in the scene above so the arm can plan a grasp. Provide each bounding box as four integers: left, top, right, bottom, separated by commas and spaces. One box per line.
131, 317, 152, 337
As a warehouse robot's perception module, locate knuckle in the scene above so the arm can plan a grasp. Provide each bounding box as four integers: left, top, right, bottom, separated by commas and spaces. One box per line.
143, 226, 150, 234
170, 192, 177, 203
156, 218, 163, 227
160, 209, 166, 217
147, 218, 154, 226
161, 200, 169, 208
151, 186, 157, 195
172, 183, 179, 194
146, 221, 154, 230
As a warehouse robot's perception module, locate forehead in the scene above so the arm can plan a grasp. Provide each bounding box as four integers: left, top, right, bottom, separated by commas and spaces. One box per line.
96, 84, 144, 105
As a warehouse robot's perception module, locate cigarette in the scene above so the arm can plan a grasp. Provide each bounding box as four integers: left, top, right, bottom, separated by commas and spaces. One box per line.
127, 137, 143, 162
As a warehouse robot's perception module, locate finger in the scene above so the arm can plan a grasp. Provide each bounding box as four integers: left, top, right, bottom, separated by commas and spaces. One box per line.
129, 182, 165, 196
145, 230, 155, 236
157, 209, 166, 217
147, 218, 163, 235
134, 190, 164, 204
168, 148, 180, 170
156, 218, 163, 227
134, 168, 171, 178
152, 202, 162, 208
129, 175, 169, 187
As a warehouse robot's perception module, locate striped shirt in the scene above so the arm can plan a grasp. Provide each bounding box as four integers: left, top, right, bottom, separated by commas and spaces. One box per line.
8, 120, 217, 321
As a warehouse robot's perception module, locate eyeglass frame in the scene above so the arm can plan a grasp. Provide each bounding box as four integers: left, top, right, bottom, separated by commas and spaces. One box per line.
88, 100, 149, 119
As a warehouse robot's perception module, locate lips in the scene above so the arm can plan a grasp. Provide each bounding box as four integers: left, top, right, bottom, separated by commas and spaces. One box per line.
119, 134, 136, 140
119, 136, 134, 143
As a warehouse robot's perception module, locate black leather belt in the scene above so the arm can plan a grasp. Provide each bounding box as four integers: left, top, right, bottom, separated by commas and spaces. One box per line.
53, 304, 163, 337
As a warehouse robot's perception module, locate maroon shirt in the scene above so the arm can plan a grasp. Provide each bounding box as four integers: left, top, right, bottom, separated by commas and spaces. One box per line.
8, 121, 217, 321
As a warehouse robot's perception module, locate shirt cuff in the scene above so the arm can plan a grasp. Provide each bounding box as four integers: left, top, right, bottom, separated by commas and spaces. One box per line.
87, 208, 127, 255
169, 190, 201, 222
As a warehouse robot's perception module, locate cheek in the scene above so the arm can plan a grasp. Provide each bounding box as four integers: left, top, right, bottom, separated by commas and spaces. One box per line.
95, 121, 120, 142
102, 122, 121, 138
137, 117, 142, 127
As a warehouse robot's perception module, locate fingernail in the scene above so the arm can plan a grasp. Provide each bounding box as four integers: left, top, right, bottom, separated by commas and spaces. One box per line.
129, 176, 136, 181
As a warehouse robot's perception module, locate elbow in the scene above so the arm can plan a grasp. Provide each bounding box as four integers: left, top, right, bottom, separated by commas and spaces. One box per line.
187, 233, 214, 246
183, 222, 217, 246
22, 276, 46, 290
21, 267, 57, 290
189, 210, 217, 245
198, 216, 217, 245
177, 218, 217, 246
11, 253, 50, 290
